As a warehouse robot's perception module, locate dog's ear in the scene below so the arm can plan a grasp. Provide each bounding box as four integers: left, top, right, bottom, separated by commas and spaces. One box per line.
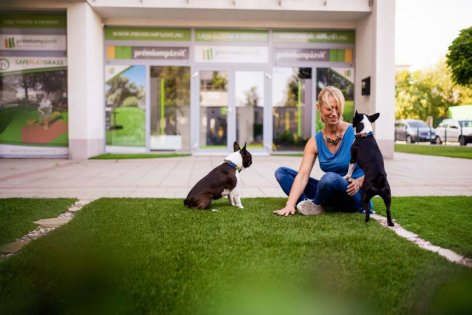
242, 142, 247, 151
233, 141, 241, 152
368, 113, 380, 123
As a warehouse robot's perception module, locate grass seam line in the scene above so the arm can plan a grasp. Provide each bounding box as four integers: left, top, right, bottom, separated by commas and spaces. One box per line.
371, 213, 472, 268
0, 199, 94, 261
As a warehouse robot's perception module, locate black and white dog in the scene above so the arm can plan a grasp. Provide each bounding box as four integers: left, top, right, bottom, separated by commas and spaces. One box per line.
344, 111, 394, 226
184, 141, 252, 210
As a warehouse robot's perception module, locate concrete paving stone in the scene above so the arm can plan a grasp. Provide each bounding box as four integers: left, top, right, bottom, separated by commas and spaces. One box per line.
438, 248, 465, 263
0, 240, 28, 254
34, 217, 72, 228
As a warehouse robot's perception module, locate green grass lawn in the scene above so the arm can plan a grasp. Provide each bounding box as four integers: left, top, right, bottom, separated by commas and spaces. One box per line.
0, 198, 77, 245
395, 143, 472, 159
106, 107, 145, 147
1, 197, 471, 315
0, 106, 68, 146
373, 196, 472, 257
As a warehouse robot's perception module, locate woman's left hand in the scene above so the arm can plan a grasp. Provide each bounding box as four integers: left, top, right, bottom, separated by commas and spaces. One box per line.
346, 178, 361, 196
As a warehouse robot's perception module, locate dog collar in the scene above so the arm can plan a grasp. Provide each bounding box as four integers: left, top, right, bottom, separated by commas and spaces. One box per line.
355, 131, 373, 138
224, 160, 241, 171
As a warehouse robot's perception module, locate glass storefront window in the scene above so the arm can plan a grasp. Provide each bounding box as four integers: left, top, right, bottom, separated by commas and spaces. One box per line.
235, 71, 264, 148
272, 67, 312, 151
150, 66, 190, 151
316, 68, 355, 131
105, 65, 146, 147
199, 71, 228, 149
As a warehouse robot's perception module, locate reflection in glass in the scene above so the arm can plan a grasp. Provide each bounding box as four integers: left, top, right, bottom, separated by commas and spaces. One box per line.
316, 68, 355, 131
235, 71, 264, 148
105, 65, 145, 147
272, 67, 312, 151
150, 66, 190, 151
199, 71, 228, 148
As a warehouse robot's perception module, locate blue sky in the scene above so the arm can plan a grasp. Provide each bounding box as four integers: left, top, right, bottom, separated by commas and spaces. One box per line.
122, 65, 145, 87
396, 0, 472, 70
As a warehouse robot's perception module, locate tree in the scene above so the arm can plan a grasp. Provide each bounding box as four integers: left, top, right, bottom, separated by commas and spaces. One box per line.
446, 26, 472, 86
395, 59, 472, 126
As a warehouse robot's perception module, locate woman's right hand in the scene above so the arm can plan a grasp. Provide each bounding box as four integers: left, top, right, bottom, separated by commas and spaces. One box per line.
273, 204, 296, 216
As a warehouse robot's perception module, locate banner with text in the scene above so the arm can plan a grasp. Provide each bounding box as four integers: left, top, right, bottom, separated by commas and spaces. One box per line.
105, 27, 191, 41
1, 34, 66, 51
107, 46, 190, 60
273, 30, 355, 44
195, 45, 269, 63
274, 48, 352, 63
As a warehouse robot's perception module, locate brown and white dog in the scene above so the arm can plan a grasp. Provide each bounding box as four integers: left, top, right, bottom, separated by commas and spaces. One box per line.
184, 141, 253, 210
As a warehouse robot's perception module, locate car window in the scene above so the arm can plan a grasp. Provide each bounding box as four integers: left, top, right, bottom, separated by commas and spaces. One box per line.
407, 121, 428, 128
459, 120, 472, 128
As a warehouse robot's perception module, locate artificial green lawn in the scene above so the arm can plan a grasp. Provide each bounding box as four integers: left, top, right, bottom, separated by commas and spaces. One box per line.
0, 198, 77, 245
395, 143, 472, 159
1, 197, 471, 315
0, 106, 69, 146
106, 107, 145, 147
373, 196, 472, 257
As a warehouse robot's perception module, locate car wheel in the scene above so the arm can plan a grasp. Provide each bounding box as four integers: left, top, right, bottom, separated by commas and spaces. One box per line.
459, 136, 467, 146
406, 135, 414, 144
434, 136, 442, 145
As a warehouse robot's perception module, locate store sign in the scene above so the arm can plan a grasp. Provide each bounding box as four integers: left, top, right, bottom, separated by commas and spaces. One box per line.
0, 34, 66, 51
106, 46, 189, 60
196, 29, 268, 42
274, 48, 352, 63
195, 46, 268, 63
132, 47, 189, 59
273, 31, 355, 44
0, 56, 67, 75
0, 14, 66, 29
105, 27, 190, 41
274, 49, 330, 62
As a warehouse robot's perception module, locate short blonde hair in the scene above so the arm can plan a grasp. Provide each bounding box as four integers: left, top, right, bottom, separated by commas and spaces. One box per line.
317, 86, 345, 118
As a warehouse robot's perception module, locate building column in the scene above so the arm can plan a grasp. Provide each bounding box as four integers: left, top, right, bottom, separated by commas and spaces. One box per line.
355, 0, 395, 159
373, 0, 395, 159
67, 3, 104, 160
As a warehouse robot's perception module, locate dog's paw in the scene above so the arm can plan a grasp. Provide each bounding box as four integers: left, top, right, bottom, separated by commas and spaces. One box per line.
236, 204, 244, 209
343, 175, 352, 181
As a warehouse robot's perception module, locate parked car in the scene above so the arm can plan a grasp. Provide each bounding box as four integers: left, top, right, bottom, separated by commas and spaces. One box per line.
434, 119, 472, 146
394, 119, 436, 143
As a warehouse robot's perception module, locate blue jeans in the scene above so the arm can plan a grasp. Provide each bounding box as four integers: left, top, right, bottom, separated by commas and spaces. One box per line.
274, 166, 372, 213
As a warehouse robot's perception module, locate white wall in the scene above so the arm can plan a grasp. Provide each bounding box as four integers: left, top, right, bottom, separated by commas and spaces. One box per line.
68, 2, 105, 159
355, 0, 395, 159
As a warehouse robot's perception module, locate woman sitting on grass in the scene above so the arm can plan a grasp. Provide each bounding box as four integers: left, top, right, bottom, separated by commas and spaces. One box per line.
273, 86, 372, 216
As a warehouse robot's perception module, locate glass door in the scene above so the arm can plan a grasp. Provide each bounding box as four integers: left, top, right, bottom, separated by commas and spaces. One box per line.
193, 68, 268, 153
235, 71, 265, 151
272, 67, 313, 152
316, 67, 355, 131
150, 66, 191, 151
198, 70, 229, 151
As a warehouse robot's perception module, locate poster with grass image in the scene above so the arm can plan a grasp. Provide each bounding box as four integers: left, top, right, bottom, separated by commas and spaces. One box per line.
0, 13, 68, 157
105, 65, 146, 147
0, 59, 68, 147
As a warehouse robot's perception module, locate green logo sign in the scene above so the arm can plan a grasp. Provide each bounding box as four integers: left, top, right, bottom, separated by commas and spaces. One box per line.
105, 27, 191, 41
0, 58, 9, 71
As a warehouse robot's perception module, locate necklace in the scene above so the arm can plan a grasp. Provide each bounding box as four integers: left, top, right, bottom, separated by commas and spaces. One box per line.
325, 123, 343, 146
325, 134, 342, 146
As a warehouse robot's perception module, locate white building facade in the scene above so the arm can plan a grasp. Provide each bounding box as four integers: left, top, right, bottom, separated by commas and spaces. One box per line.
0, 0, 395, 159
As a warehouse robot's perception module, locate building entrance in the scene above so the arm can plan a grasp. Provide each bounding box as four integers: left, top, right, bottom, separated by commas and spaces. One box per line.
193, 68, 269, 153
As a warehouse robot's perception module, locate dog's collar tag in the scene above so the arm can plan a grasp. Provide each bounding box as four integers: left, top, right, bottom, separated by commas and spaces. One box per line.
224, 160, 241, 171
356, 131, 373, 138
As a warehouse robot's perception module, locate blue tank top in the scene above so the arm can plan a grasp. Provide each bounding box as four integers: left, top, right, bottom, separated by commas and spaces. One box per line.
315, 125, 364, 179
